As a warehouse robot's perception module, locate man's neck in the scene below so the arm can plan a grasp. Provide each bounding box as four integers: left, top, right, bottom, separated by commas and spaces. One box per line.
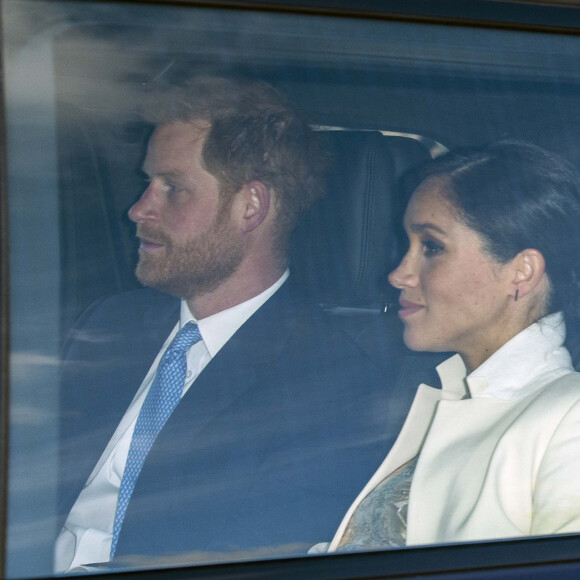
186, 266, 287, 320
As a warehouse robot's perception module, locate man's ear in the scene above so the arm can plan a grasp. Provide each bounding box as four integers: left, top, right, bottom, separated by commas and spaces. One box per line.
238, 181, 271, 233
510, 248, 547, 301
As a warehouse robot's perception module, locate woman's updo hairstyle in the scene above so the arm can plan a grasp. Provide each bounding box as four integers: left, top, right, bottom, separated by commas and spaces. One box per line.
405, 140, 580, 365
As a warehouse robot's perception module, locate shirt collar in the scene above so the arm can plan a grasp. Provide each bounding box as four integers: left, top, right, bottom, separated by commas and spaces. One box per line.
436, 312, 573, 401
178, 269, 289, 358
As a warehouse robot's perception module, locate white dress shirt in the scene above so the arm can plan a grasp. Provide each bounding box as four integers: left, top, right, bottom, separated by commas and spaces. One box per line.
54, 271, 289, 573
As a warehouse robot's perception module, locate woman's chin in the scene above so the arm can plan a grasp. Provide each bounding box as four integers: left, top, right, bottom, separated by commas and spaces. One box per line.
403, 328, 426, 352
403, 330, 445, 354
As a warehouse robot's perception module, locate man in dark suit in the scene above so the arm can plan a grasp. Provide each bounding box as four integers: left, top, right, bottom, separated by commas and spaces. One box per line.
55, 77, 404, 571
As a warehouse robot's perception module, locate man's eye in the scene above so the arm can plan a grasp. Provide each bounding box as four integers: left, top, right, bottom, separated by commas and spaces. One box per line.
166, 182, 184, 194
422, 240, 444, 257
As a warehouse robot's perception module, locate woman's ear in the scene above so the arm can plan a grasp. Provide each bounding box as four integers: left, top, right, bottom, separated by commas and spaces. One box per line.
237, 181, 271, 233
511, 248, 547, 301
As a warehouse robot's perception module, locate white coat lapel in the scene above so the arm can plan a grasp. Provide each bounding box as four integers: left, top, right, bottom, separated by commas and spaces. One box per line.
328, 379, 458, 550
407, 395, 527, 545
328, 354, 469, 551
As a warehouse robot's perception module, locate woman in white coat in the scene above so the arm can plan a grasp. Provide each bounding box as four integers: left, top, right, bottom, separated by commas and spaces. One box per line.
321, 141, 580, 552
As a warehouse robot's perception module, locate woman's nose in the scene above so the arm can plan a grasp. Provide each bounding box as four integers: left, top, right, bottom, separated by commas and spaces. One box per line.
388, 253, 418, 289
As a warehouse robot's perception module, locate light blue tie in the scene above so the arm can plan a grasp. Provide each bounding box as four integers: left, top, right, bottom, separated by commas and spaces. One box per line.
110, 321, 202, 558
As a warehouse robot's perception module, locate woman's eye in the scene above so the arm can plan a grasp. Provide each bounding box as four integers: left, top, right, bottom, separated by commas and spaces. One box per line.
422, 240, 444, 257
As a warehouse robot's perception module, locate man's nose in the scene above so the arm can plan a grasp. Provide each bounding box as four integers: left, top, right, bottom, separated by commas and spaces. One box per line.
128, 184, 158, 223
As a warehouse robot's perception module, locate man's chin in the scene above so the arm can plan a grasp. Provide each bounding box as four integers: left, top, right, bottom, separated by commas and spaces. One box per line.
135, 263, 171, 293
134, 266, 204, 300
136, 276, 187, 300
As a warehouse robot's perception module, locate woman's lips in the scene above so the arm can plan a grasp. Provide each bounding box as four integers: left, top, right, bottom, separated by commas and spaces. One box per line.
398, 298, 424, 318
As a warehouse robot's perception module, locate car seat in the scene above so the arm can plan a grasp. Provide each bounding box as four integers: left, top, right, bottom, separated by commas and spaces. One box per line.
290, 129, 431, 312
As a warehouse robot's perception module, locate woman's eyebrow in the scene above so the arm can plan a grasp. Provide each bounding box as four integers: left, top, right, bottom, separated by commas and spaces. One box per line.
409, 222, 447, 236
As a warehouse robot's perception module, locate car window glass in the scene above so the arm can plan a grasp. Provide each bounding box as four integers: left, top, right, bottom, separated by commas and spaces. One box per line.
4, 0, 580, 577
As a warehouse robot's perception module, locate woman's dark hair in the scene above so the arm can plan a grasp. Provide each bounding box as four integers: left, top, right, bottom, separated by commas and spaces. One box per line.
405, 140, 580, 365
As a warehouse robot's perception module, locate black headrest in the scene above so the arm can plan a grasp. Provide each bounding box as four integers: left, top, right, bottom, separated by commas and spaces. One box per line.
290, 131, 431, 308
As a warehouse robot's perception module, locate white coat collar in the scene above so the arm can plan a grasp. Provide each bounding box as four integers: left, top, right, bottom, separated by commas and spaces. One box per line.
436, 312, 572, 401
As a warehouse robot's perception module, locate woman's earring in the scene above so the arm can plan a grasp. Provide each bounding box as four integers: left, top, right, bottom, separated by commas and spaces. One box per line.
514, 289, 519, 302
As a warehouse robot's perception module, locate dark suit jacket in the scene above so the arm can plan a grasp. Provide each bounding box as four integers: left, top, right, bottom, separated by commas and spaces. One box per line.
59, 281, 409, 565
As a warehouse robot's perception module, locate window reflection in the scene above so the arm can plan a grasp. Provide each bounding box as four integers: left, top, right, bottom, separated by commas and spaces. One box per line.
4, 0, 580, 577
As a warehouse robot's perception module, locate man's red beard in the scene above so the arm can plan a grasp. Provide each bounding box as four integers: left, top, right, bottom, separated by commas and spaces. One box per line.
135, 217, 244, 300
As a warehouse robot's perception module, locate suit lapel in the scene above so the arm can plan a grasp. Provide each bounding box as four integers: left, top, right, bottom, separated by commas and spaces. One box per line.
60, 290, 180, 516
96, 293, 179, 451
115, 285, 308, 554
134, 283, 302, 480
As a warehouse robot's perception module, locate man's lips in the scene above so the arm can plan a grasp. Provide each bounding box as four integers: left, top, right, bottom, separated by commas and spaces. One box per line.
398, 298, 424, 318
138, 237, 165, 252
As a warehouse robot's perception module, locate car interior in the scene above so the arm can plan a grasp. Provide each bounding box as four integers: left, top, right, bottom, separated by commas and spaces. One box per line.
6, 0, 580, 578
44, 5, 580, 333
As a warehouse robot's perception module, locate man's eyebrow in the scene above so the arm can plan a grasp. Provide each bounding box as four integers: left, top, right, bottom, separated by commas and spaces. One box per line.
409, 222, 447, 236
141, 169, 186, 180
